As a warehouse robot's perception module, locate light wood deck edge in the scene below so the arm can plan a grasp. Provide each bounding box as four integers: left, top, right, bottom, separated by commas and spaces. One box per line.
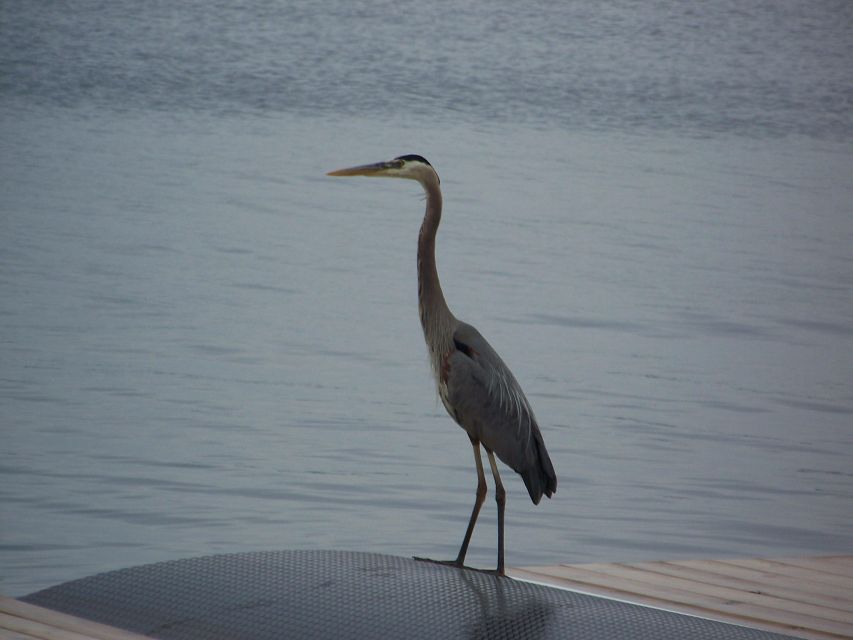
507, 567, 821, 640
0, 596, 152, 640
509, 555, 853, 640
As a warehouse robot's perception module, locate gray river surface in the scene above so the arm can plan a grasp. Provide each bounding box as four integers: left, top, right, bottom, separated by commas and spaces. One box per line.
1, 0, 852, 595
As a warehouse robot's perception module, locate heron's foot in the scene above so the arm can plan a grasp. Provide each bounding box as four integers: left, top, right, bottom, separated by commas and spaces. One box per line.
413, 556, 465, 569
412, 556, 505, 577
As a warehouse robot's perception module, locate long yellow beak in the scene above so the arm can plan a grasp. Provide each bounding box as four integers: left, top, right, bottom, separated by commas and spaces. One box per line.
326, 160, 398, 177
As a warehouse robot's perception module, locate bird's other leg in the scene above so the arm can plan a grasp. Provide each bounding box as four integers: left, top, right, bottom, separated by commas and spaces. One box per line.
415, 439, 486, 569
486, 450, 506, 576
455, 440, 487, 566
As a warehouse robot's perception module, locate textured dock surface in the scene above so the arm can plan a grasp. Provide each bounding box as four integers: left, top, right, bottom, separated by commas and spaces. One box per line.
4, 553, 851, 639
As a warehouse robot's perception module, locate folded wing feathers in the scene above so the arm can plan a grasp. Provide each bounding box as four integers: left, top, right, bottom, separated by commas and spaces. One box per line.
485, 360, 533, 441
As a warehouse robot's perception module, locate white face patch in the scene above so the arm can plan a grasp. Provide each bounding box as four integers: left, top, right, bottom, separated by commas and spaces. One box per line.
389, 158, 434, 182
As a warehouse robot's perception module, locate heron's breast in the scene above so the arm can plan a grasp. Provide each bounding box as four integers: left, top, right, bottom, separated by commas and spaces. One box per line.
437, 379, 455, 417
437, 350, 460, 422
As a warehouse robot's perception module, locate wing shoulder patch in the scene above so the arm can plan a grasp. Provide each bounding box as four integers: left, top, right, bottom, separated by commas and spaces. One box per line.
453, 336, 477, 359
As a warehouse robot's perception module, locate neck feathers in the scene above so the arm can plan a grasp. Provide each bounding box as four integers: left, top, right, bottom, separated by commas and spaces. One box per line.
417, 177, 455, 378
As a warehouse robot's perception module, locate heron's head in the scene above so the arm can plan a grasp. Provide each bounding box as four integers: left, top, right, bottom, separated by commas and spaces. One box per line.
327, 154, 439, 185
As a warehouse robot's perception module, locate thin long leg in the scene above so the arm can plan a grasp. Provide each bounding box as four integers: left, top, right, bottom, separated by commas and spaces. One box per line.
486, 450, 506, 575
455, 440, 487, 566
413, 439, 487, 569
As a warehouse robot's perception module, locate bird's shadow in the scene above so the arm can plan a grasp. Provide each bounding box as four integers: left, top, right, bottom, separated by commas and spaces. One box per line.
413, 556, 556, 639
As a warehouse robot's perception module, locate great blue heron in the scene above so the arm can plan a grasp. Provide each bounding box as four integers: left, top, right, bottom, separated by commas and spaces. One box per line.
327, 154, 556, 575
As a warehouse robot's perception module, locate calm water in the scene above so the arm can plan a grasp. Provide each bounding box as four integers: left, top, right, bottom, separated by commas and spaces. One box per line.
2, 1, 852, 596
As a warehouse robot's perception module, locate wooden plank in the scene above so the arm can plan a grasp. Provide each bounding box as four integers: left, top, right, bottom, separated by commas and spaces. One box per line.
644, 560, 852, 613
508, 566, 831, 640
671, 560, 852, 603
520, 565, 853, 637
0, 612, 97, 640
577, 562, 853, 625
719, 558, 853, 590
772, 557, 853, 577
522, 556, 853, 640
1, 629, 49, 640
0, 598, 151, 640
511, 556, 853, 640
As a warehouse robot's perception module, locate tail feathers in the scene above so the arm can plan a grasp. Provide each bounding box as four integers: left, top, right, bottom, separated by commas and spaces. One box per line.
521, 465, 556, 505
521, 433, 557, 505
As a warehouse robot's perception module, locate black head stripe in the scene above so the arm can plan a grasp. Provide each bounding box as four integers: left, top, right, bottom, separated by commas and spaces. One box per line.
394, 154, 432, 167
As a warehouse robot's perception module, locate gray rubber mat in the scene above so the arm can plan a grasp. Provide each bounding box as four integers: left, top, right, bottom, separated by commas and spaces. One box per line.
24, 550, 797, 639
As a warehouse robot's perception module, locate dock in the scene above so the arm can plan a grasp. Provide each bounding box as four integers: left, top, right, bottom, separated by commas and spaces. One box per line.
0, 595, 151, 640
2, 554, 852, 639
509, 555, 853, 639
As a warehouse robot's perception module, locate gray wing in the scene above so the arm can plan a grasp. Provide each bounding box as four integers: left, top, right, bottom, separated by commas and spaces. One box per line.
445, 321, 557, 503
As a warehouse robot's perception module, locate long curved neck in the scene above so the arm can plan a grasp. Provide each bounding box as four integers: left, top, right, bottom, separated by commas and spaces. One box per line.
417, 177, 455, 368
